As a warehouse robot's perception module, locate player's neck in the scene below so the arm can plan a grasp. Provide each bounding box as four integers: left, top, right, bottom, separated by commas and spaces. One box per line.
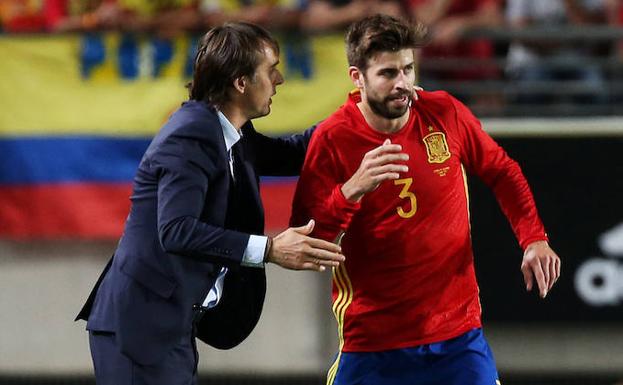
357, 102, 410, 134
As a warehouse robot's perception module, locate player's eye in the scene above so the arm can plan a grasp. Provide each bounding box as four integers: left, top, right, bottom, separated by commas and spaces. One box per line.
379, 69, 397, 78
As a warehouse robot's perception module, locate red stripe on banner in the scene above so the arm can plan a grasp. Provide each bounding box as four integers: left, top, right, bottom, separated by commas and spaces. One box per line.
261, 180, 297, 236
0, 180, 298, 240
0, 183, 132, 239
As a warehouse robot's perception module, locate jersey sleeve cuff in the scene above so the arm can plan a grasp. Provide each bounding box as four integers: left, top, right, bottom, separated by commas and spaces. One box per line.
520, 234, 549, 251
332, 184, 361, 213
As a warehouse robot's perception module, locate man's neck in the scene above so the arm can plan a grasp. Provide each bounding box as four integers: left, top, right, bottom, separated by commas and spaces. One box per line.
218, 105, 246, 132
357, 102, 410, 134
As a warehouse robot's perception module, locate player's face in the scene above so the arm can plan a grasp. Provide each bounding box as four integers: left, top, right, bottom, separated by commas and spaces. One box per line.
359, 49, 416, 119
244, 44, 284, 119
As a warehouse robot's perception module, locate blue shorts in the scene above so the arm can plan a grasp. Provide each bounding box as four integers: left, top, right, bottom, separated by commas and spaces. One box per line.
328, 328, 500, 385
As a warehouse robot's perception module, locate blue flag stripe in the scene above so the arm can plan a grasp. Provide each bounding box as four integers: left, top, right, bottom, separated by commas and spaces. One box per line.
0, 136, 151, 184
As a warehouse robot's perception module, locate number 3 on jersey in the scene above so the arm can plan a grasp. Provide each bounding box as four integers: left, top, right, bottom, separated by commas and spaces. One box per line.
394, 177, 417, 218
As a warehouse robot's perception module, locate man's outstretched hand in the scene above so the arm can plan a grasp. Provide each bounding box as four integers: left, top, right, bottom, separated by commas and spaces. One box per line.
266, 220, 345, 272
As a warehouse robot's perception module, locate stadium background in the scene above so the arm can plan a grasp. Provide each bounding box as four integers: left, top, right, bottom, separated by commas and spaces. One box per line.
1, 14, 623, 385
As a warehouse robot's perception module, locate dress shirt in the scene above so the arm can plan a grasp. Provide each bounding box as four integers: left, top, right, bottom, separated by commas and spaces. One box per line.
201, 111, 268, 309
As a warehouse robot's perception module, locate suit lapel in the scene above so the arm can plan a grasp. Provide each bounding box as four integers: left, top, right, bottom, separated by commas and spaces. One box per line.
232, 141, 265, 226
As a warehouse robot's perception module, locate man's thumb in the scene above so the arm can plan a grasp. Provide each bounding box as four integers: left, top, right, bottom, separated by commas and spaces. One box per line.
293, 219, 315, 235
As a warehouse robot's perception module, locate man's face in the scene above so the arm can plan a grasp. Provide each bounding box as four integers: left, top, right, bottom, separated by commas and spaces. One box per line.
358, 49, 416, 120
243, 44, 284, 119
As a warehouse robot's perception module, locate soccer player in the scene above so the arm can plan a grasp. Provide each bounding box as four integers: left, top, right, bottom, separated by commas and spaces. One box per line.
290, 14, 561, 385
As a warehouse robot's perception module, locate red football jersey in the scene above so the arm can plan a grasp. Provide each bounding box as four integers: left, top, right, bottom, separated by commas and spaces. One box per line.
291, 90, 547, 352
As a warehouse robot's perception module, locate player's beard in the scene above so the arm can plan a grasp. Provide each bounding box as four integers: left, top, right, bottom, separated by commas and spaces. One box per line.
367, 91, 412, 120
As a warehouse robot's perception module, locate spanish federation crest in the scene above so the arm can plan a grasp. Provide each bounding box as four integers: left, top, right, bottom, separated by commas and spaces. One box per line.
423, 132, 451, 164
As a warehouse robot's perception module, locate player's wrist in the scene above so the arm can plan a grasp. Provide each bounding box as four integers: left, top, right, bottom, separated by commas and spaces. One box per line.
341, 182, 363, 202
524, 239, 548, 252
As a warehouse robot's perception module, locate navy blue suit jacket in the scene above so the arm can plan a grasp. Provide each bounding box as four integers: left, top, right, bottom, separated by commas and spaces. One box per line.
77, 100, 313, 365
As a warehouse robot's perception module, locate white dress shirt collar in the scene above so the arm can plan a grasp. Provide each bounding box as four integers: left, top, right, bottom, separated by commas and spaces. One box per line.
217, 110, 241, 152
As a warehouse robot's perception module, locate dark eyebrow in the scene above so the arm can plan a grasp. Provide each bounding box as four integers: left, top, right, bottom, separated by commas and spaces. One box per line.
378, 67, 398, 74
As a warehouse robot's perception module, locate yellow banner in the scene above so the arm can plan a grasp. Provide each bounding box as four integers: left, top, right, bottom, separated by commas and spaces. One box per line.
0, 33, 353, 137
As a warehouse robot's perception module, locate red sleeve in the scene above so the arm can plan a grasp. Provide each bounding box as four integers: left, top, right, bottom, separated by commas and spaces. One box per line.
290, 127, 361, 243
450, 96, 548, 250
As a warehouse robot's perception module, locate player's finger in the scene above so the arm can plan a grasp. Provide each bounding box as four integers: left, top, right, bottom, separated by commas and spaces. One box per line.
372, 172, 401, 183
530, 259, 548, 298
550, 256, 560, 289
542, 257, 551, 290
371, 164, 409, 176
413, 86, 423, 101
521, 263, 533, 291
369, 152, 409, 166
366, 143, 403, 159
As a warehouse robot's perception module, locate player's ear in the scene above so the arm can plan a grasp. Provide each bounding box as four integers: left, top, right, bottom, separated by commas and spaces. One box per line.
349, 66, 364, 89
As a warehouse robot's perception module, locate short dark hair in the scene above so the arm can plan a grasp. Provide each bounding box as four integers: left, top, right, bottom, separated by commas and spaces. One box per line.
346, 15, 427, 71
188, 22, 279, 106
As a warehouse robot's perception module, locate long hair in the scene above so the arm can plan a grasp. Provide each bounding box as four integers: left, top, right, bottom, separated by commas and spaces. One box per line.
188, 22, 279, 106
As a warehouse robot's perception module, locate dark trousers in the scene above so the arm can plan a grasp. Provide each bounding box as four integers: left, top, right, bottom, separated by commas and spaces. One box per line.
89, 330, 198, 385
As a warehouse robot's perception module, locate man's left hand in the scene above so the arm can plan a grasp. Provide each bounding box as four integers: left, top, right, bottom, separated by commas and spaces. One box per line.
520, 240, 561, 298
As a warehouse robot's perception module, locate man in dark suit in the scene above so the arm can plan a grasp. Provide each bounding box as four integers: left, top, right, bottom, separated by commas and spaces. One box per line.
76, 22, 345, 385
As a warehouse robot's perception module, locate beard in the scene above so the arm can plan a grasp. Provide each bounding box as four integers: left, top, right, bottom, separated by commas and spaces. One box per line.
367, 91, 412, 119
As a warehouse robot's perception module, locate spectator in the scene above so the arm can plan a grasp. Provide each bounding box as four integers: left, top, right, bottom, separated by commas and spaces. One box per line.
300, 0, 404, 33
406, 0, 503, 104
1, 0, 76, 32
49, 1, 197, 35
197, 0, 303, 31
142, 0, 306, 37
505, 0, 609, 106
51, 0, 122, 33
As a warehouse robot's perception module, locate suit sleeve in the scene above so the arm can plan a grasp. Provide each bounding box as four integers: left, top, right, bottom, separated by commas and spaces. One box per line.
450, 96, 548, 249
290, 128, 361, 242
152, 134, 250, 267
242, 122, 315, 176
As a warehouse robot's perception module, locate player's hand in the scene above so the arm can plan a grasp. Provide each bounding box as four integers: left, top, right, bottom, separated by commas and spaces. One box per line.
341, 139, 409, 202
520, 240, 561, 298
413, 86, 424, 101
266, 220, 345, 272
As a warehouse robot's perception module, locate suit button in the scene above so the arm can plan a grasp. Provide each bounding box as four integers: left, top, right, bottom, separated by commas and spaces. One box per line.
192, 303, 200, 310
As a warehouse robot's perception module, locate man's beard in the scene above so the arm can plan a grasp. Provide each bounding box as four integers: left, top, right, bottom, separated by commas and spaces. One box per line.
367, 92, 412, 119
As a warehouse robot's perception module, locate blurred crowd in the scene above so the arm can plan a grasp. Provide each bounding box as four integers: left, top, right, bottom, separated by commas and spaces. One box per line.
2, 0, 623, 113
1, 0, 621, 36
